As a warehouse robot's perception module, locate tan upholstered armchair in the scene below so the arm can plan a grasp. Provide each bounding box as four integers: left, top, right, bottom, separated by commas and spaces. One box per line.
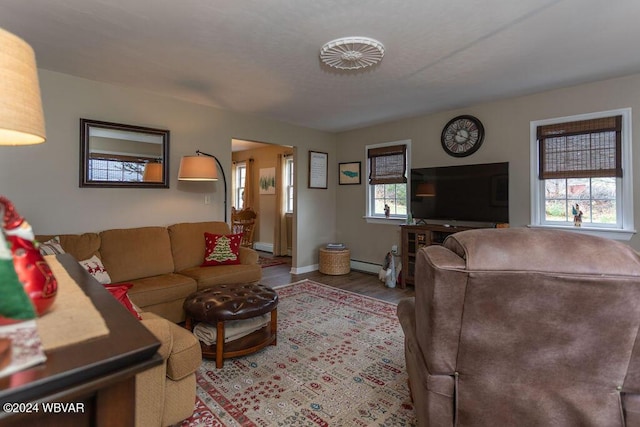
397, 228, 640, 426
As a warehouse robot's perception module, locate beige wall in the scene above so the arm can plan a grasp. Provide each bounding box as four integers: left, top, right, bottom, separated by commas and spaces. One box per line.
232, 144, 294, 249
5, 69, 637, 273
336, 73, 640, 265
0, 70, 336, 270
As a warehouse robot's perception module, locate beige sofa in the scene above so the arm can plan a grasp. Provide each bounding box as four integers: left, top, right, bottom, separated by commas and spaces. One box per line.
38, 221, 262, 426
38, 221, 262, 323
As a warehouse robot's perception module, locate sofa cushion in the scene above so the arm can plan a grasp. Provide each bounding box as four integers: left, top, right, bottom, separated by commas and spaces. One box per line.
202, 232, 242, 266
126, 273, 197, 308
37, 233, 101, 261
238, 246, 259, 265
100, 227, 175, 283
169, 222, 231, 272
179, 264, 262, 290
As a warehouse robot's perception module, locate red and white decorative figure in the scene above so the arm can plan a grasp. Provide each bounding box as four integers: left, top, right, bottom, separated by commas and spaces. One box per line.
1, 196, 57, 316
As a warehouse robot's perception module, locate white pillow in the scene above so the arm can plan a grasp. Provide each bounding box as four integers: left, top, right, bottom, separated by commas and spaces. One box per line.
79, 255, 112, 284
38, 236, 65, 255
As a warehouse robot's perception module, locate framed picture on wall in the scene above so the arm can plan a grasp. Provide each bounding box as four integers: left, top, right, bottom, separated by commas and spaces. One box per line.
259, 167, 276, 194
338, 162, 361, 185
308, 151, 328, 189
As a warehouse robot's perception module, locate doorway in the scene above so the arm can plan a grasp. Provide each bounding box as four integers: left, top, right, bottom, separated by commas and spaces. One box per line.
231, 139, 294, 258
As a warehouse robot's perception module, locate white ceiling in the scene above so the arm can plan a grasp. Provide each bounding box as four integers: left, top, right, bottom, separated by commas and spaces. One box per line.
231, 139, 275, 153
2, 0, 640, 132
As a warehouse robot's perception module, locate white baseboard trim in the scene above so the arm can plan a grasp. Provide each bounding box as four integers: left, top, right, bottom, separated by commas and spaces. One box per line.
290, 264, 318, 274
290, 260, 382, 274
254, 242, 274, 253
350, 260, 382, 274
290, 260, 382, 275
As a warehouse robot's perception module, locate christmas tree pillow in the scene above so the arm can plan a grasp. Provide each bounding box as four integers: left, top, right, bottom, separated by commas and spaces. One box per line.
202, 232, 242, 266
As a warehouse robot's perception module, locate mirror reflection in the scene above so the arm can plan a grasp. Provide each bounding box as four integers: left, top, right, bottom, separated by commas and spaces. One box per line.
80, 119, 170, 188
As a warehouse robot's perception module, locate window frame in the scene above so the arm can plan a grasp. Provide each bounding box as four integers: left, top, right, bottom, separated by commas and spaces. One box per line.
364, 139, 411, 224
529, 108, 634, 240
285, 156, 294, 213
234, 161, 246, 210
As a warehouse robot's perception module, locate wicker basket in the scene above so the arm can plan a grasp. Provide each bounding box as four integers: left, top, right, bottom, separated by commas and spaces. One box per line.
319, 248, 351, 275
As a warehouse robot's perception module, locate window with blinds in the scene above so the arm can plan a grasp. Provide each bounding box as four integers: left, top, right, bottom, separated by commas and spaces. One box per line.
366, 141, 410, 219
368, 144, 407, 185
531, 109, 633, 236
538, 115, 622, 180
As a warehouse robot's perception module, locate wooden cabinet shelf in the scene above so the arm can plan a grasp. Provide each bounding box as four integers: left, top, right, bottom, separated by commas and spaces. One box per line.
400, 224, 476, 288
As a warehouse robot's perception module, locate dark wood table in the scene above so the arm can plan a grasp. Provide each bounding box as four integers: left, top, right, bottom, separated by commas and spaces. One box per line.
0, 254, 161, 427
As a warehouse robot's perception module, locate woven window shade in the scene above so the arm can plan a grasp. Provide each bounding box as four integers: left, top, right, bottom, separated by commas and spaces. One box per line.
89, 153, 154, 162
368, 144, 407, 184
538, 115, 622, 179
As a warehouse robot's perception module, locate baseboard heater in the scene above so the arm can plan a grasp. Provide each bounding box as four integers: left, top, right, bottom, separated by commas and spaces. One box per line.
350, 260, 382, 275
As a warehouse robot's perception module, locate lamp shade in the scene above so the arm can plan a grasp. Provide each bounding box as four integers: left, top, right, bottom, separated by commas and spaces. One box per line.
178, 156, 218, 181
0, 27, 46, 145
142, 162, 163, 182
415, 182, 436, 197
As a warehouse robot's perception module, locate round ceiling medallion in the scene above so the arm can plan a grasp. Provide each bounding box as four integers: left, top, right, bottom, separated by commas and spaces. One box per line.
320, 37, 385, 70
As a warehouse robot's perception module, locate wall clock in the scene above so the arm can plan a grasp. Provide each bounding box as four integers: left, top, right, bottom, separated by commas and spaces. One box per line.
441, 115, 485, 157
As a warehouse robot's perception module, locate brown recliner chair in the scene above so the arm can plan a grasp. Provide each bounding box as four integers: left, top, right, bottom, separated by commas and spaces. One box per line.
397, 227, 640, 426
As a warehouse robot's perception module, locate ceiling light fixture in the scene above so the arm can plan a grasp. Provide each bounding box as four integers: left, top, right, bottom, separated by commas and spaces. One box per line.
320, 37, 385, 70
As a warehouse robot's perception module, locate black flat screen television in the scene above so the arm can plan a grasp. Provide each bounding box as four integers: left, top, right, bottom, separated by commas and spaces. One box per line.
411, 162, 509, 223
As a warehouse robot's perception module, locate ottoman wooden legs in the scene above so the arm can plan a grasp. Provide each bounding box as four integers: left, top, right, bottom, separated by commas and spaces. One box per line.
215, 320, 224, 369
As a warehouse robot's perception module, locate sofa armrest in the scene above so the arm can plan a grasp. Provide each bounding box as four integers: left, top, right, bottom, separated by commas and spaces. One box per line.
239, 247, 259, 265
140, 312, 201, 381
140, 314, 173, 360
397, 297, 416, 339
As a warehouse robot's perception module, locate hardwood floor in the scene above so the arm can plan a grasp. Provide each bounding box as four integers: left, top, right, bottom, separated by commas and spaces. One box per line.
258, 252, 415, 304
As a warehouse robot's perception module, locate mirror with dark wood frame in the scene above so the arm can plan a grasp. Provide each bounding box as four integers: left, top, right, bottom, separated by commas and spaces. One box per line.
80, 119, 170, 188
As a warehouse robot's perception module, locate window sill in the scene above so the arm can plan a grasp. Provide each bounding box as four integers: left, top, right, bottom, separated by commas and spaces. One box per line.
364, 216, 407, 225
527, 224, 636, 241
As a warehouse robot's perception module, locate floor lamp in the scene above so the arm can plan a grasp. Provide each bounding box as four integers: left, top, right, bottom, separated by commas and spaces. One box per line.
0, 27, 46, 145
178, 150, 228, 223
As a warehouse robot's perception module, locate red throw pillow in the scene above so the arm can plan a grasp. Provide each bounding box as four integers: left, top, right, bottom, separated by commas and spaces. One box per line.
202, 232, 242, 266
104, 283, 141, 320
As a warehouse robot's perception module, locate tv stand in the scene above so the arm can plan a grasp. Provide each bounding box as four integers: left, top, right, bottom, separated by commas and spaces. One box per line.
400, 224, 477, 288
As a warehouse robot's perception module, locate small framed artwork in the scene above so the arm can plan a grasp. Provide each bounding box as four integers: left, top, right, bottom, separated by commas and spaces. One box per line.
308, 151, 328, 189
339, 162, 361, 185
259, 167, 276, 195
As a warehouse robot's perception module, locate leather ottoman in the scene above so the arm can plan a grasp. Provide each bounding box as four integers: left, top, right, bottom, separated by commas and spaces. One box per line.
183, 283, 278, 368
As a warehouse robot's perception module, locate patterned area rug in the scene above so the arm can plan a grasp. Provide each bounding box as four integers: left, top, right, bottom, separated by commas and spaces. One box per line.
257, 256, 288, 268
178, 279, 416, 426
